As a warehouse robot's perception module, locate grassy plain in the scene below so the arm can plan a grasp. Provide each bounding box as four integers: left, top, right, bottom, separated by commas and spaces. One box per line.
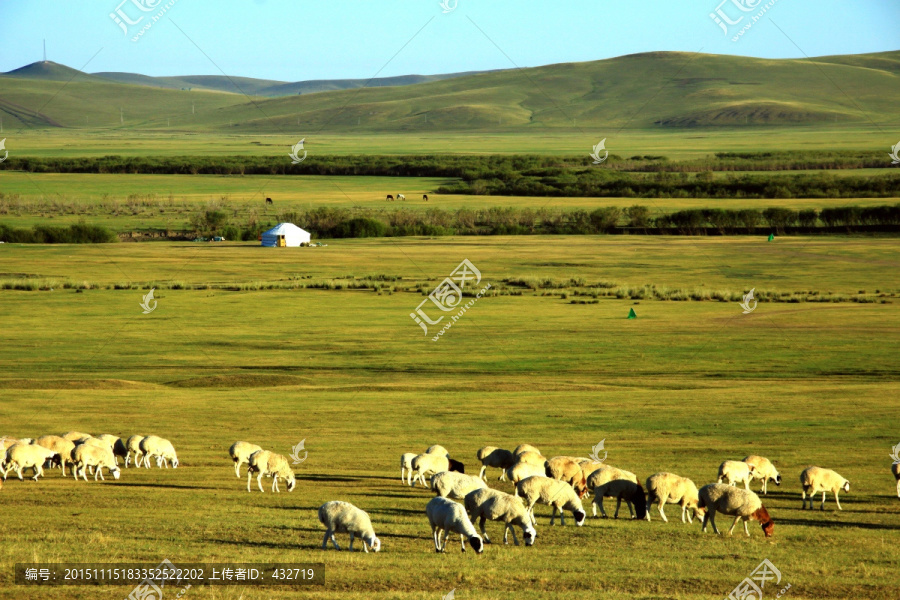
0, 237, 898, 600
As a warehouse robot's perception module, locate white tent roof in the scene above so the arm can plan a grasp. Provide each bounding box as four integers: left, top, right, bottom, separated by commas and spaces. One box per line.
263, 223, 308, 236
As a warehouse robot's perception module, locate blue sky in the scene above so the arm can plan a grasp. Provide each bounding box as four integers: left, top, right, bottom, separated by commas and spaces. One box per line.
1, 0, 898, 81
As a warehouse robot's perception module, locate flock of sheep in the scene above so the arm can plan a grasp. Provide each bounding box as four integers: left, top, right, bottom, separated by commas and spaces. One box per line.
231, 441, 861, 553
2, 432, 883, 555
0, 433, 178, 484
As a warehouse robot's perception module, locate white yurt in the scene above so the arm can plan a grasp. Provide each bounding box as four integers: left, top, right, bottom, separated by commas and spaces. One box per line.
261, 223, 311, 247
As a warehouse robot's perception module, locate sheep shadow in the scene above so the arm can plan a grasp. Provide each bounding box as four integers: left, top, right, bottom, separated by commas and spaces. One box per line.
206, 538, 319, 551
776, 516, 899, 531
114, 482, 217, 491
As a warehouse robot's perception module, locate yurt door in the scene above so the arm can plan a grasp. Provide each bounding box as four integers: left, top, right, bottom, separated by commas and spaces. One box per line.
278, 235, 286, 247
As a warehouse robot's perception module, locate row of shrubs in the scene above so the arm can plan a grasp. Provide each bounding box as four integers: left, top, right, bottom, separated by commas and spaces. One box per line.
185, 204, 900, 240
0, 223, 117, 243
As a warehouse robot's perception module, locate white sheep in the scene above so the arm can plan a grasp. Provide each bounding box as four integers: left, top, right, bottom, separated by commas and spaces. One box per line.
0, 437, 21, 476
35, 435, 77, 477
545, 456, 589, 498
425, 496, 484, 553
505, 461, 545, 485
73, 444, 121, 482
743, 455, 781, 495
5, 443, 57, 481
515, 475, 586, 527
318, 501, 381, 553
431, 471, 487, 499
893, 463, 900, 499
410, 453, 450, 487
247, 450, 295, 493
96, 434, 129, 466
125, 435, 144, 468
513, 444, 541, 456
426, 444, 450, 457
800, 466, 850, 510
62, 431, 92, 443
400, 452, 417, 485
717, 460, 755, 490
139, 436, 179, 468
698, 483, 774, 537
230, 441, 263, 478
514, 450, 546, 466
464, 487, 536, 546
476, 446, 515, 481
592, 479, 648, 520
645, 472, 705, 524
586, 465, 638, 517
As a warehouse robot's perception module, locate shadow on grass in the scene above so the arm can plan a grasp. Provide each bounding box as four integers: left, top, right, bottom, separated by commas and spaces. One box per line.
776, 516, 900, 530
207, 538, 320, 551
114, 482, 219, 490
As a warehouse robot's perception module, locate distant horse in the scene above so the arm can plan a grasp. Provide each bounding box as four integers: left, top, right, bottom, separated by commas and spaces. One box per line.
397, 194, 406, 201
265, 197, 274, 205
386, 194, 394, 201
423, 194, 429, 201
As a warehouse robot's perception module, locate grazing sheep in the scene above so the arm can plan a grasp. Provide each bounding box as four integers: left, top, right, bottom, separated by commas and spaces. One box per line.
545, 457, 589, 498
247, 450, 295, 493
35, 435, 76, 477
62, 431, 92, 443
743, 455, 782, 495
800, 466, 850, 510
425, 496, 484, 553
505, 461, 545, 486
400, 452, 417, 484
96, 434, 129, 466
645, 472, 704, 524
230, 442, 263, 478
426, 445, 450, 457
397, 193, 406, 201
586, 466, 638, 517
73, 444, 121, 482
410, 454, 463, 487
515, 450, 546, 466
448, 458, 465, 474
698, 483, 774, 537
0, 438, 20, 475
718, 460, 755, 490
318, 501, 381, 553
592, 479, 648, 520
139, 436, 179, 469
125, 435, 144, 468
431, 471, 487, 499
514, 444, 541, 456
893, 463, 900, 499
5, 444, 57, 481
516, 475, 587, 527
476, 446, 515, 481
464, 488, 536, 546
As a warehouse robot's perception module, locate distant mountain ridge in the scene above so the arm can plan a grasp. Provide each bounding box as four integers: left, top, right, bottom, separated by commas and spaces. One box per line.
0, 51, 897, 131
2, 61, 497, 97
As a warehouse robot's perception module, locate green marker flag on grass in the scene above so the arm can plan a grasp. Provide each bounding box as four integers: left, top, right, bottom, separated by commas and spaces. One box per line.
627, 308, 637, 319
768, 233, 775, 241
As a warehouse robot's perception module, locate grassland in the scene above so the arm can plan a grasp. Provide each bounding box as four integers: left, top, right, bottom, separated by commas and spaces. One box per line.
0, 237, 898, 600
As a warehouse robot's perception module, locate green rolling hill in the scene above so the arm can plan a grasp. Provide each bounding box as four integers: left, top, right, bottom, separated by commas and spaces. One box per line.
0, 51, 897, 132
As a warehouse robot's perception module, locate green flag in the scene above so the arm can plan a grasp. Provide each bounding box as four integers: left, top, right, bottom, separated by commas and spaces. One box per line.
627, 308, 637, 319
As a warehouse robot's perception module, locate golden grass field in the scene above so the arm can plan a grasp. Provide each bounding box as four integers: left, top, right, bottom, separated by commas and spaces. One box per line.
0, 236, 898, 599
